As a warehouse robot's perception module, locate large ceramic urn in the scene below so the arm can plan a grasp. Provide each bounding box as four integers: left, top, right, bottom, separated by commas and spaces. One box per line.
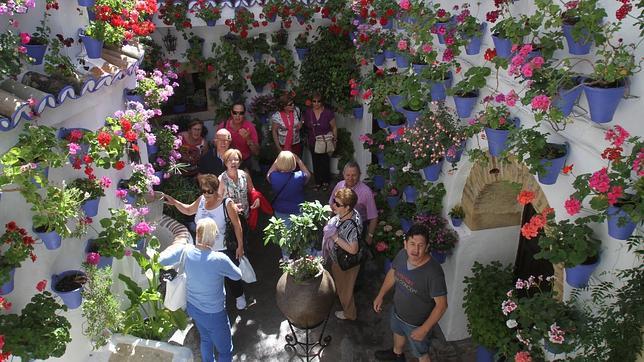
276, 269, 336, 329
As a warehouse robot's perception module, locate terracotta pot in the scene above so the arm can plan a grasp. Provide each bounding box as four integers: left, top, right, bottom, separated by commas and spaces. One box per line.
276, 269, 336, 329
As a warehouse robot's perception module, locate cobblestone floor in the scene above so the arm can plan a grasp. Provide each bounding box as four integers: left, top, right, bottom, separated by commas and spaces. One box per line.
181, 175, 476, 362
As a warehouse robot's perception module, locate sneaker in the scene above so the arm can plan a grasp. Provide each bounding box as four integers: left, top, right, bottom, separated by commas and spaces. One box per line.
236, 295, 247, 310
334, 311, 347, 320
374, 349, 406, 361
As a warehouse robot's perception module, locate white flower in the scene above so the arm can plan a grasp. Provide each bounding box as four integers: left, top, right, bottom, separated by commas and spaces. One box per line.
506, 319, 518, 329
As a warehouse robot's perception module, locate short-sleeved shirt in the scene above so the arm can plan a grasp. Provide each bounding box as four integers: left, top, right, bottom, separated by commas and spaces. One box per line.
179, 133, 206, 166
220, 170, 250, 216
303, 107, 334, 146
269, 170, 307, 214
329, 181, 378, 223
271, 107, 302, 146
217, 119, 258, 161
197, 145, 226, 176
392, 249, 447, 326
195, 196, 234, 251
328, 211, 362, 263
159, 244, 241, 313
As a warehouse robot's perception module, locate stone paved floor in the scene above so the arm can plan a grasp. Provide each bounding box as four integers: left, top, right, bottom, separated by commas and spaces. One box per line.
181, 175, 476, 362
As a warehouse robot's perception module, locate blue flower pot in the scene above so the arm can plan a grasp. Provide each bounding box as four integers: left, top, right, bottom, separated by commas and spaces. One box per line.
295, 48, 309, 60
373, 175, 385, 190
81, 197, 101, 217
376, 152, 385, 166
267, 13, 277, 23
607, 206, 636, 240
453, 94, 478, 118
562, 24, 592, 55
78, 0, 94, 6
485, 127, 511, 157
384, 49, 396, 59
172, 104, 187, 113
34, 227, 61, 250
383, 258, 393, 274
146, 142, 159, 156
295, 14, 306, 24
565, 258, 599, 288
259, 114, 269, 124
387, 94, 404, 111
85, 240, 113, 269
154, 170, 164, 184
381, 19, 393, 30
538, 145, 568, 185
446, 143, 465, 164
429, 73, 452, 102
412, 63, 427, 76
30, 165, 49, 189
492, 35, 512, 58
386, 196, 399, 209
434, 22, 449, 44
422, 160, 443, 181
396, 53, 410, 68
476, 345, 496, 362
124, 90, 144, 104
253, 83, 266, 94
387, 124, 404, 139
52, 270, 86, 309
206, 19, 217, 27
554, 83, 583, 117
451, 217, 463, 227
400, 218, 412, 233
376, 118, 387, 129
81, 35, 103, 59
583, 83, 625, 124
87, 9, 96, 20
431, 250, 447, 264
402, 108, 421, 126
403, 185, 417, 202
25, 43, 47, 65
374, 52, 385, 66
353, 106, 364, 119
253, 52, 263, 63
1, 268, 15, 295
464, 24, 486, 55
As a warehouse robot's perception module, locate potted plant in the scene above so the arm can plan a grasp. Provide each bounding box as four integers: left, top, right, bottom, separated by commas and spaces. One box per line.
0, 30, 32, 78
43, 37, 81, 91
384, 183, 400, 209
119, 249, 189, 340
127, 65, 179, 110
0, 222, 36, 294
93, 208, 143, 259
505, 127, 568, 185
81, 263, 123, 349
464, 93, 520, 159
264, 201, 337, 329
149, 123, 184, 180
69, 177, 107, 217
419, 61, 454, 102
455, 3, 486, 55
372, 0, 398, 28
191, 0, 222, 26
448, 205, 465, 226
224, 7, 256, 38
414, 213, 458, 263
415, 182, 447, 216
158, 0, 192, 32
293, 32, 311, 60
463, 261, 515, 361
0, 282, 72, 360
332, 128, 354, 173
565, 126, 642, 240
25, 10, 51, 64
372, 220, 405, 273
486, 2, 531, 58
501, 275, 581, 360
250, 62, 273, 92
249, 94, 279, 124
557, 0, 607, 55
290, 2, 316, 25
396, 202, 417, 232
367, 163, 388, 190
447, 65, 491, 118
583, 23, 640, 124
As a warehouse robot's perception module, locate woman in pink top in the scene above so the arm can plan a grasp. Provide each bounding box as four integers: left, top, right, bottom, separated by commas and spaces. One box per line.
180, 119, 208, 174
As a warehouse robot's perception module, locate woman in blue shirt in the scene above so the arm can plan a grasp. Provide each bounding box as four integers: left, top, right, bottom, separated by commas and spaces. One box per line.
159, 218, 241, 362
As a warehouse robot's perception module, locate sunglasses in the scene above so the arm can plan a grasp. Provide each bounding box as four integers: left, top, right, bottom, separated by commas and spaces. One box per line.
201, 189, 216, 195
232, 111, 245, 115
333, 200, 345, 208
312, 100, 321, 103
286, 102, 295, 106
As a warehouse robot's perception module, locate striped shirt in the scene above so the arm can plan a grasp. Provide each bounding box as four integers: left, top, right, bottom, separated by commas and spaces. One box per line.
330, 211, 362, 263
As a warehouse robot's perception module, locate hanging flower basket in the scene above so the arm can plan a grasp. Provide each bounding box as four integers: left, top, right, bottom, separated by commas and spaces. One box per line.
583, 81, 625, 124
81, 35, 104, 59
565, 256, 599, 288
537, 143, 568, 185
562, 24, 592, 55
0, 268, 16, 295
33, 226, 61, 250
607, 205, 636, 240
491, 34, 512, 58
52, 270, 87, 309
25, 43, 48, 65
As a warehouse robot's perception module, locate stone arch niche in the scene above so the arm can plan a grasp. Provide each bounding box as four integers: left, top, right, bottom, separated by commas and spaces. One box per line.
440, 156, 564, 341
461, 157, 549, 230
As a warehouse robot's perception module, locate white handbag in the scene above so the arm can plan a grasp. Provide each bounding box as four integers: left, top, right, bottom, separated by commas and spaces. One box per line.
164, 248, 187, 311
314, 132, 335, 154
239, 255, 257, 283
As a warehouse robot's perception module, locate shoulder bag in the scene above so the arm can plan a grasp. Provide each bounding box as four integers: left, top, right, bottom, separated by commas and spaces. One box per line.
312, 110, 335, 154
164, 248, 187, 311
222, 198, 238, 251
334, 218, 365, 271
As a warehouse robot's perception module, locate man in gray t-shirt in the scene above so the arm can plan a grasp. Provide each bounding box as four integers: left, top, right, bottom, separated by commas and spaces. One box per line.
373, 224, 448, 362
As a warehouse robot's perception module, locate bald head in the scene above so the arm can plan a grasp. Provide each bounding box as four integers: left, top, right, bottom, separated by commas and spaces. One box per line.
215, 128, 232, 153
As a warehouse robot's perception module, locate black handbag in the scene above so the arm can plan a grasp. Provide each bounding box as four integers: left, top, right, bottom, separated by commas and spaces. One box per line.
222, 198, 238, 251
334, 218, 364, 271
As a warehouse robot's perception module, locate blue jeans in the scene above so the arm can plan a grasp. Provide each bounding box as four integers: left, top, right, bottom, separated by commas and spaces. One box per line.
186, 302, 233, 362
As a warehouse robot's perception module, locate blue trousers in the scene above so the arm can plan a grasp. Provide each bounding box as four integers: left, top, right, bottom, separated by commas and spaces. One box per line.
187, 302, 233, 362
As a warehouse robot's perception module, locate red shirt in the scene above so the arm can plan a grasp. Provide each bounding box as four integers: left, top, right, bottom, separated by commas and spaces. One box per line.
217, 119, 259, 161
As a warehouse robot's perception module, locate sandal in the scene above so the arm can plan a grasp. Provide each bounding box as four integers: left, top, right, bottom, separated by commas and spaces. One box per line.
312, 184, 321, 191
321, 183, 330, 191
